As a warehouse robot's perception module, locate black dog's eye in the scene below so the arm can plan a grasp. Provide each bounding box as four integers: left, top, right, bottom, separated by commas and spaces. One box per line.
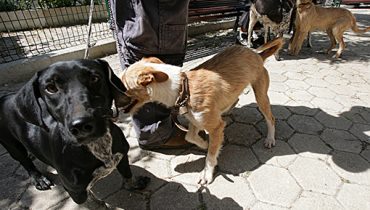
45, 84, 58, 94
90, 74, 101, 83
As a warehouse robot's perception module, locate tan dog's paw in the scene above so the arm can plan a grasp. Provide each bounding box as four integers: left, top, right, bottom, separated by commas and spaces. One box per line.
264, 137, 276, 149
198, 167, 215, 186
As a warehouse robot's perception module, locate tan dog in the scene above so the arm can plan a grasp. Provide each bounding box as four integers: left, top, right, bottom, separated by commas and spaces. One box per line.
120, 38, 283, 185
289, 0, 370, 58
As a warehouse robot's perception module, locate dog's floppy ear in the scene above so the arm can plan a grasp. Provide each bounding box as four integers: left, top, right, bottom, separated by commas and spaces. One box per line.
141, 57, 164, 64
138, 69, 169, 87
14, 71, 49, 130
95, 59, 132, 107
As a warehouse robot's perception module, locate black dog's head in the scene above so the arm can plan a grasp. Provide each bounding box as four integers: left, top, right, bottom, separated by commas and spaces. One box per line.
17, 59, 131, 144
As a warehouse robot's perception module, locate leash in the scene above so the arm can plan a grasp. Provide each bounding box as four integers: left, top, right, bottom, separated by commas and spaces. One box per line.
171, 72, 190, 132
84, 0, 95, 59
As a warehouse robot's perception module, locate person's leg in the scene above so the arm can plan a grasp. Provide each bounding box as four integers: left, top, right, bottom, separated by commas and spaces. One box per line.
110, 0, 190, 148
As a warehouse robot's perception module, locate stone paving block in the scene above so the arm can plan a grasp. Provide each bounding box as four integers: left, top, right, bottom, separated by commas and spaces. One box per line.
304, 77, 329, 88
284, 89, 314, 102
268, 91, 291, 105
169, 151, 206, 185
269, 82, 290, 93
252, 140, 296, 168
225, 123, 261, 146
0, 154, 20, 180
134, 157, 171, 182
150, 182, 201, 210
288, 157, 342, 195
291, 191, 344, 210
286, 103, 319, 116
315, 110, 352, 130
0, 145, 6, 156
360, 145, 370, 163
231, 106, 263, 124
328, 84, 355, 96
328, 151, 370, 185
287, 115, 323, 135
308, 87, 336, 99
16, 184, 69, 210
285, 80, 310, 90
311, 97, 344, 112
320, 128, 362, 153
288, 133, 331, 159
104, 189, 147, 210
324, 75, 349, 86
0, 177, 29, 209
341, 107, 370, 124
218, 145, 259, 174
349, 123, 370, 144
251, 202, 288, 210
271, 106, 292, 120
248, 164, 301, 207
337, 183, 370, 210
284, 71, 307, 81
257, 120, 294, 140
270, 73, 288, 82
202, 175, 255, 209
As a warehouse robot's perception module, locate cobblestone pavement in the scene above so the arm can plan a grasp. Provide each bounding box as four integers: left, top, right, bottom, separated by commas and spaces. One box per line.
1, 8, 370, 210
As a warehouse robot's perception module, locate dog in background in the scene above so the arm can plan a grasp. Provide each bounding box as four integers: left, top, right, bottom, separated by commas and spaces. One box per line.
289, 0, 370, 58
247, 0, 295, 60
120, 38, 284, 185
0, 60, 149, 206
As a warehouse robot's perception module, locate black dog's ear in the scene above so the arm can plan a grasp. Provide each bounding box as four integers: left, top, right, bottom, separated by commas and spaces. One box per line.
14, 71, 49, 131
95, 59, 132, 107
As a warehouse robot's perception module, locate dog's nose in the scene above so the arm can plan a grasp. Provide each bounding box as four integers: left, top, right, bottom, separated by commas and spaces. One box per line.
69, 117, 96, 138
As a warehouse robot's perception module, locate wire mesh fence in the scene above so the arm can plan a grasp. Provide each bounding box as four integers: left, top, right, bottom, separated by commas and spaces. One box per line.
0, 0, 113, 64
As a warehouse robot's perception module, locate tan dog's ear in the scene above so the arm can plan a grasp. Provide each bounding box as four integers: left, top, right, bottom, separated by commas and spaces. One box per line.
138, 71, 168, 86
141, 57, 164, 64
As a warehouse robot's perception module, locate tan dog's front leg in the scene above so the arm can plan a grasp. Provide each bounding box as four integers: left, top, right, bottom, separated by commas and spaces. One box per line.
198, 120, 225, 185
289, 31, 306, 55
185, 123, 208, 150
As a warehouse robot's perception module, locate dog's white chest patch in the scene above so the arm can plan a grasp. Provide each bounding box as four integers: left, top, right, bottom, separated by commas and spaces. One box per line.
86, 132, 123, 189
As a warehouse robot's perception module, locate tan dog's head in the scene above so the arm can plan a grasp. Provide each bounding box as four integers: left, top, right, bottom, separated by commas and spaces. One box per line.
119, 57, 169, 113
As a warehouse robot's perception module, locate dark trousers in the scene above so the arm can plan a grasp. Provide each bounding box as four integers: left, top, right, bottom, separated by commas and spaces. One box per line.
109, 0, 190, 147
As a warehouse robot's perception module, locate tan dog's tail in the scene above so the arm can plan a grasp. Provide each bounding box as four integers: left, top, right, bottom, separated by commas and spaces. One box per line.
256, 37, 284, 61
350, 14, 370, 34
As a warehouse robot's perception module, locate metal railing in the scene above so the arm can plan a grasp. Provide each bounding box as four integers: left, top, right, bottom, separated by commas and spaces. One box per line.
0, 0, 112, 64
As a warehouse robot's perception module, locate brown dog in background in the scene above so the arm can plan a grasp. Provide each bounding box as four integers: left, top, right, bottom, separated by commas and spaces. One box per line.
120, 38, 283, 185
289, 0, 370, 58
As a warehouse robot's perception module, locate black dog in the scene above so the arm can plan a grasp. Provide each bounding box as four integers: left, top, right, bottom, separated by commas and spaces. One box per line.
0, 59, 149, 205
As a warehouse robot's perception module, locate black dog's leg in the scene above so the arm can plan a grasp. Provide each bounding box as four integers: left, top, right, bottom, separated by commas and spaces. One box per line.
1, 140, 53, 190
116, 155, 150, 191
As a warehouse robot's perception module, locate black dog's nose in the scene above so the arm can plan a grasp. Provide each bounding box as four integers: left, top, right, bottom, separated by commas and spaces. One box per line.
69, 117, 96, 138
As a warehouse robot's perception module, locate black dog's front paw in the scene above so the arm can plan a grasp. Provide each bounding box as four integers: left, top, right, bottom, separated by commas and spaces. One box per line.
122, 176, 150, 191
30, 172, 54, 190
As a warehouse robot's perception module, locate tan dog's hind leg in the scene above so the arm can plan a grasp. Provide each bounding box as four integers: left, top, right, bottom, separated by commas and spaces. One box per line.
326, 28, 337, 54
333, 25, 347, 58
185, 123, 208, 150
199, 117, 225, 185
289, 30, 307, 55
252, 69, 276, 148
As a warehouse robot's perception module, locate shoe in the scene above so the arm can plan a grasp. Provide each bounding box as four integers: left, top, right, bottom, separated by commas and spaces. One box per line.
139, 127, 193, 150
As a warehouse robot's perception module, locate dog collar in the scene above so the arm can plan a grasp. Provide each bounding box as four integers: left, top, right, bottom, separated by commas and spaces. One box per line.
171, 72, 190, 132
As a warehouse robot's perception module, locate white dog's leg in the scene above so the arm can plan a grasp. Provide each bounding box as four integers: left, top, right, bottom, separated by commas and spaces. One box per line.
185, 123, 208, 150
